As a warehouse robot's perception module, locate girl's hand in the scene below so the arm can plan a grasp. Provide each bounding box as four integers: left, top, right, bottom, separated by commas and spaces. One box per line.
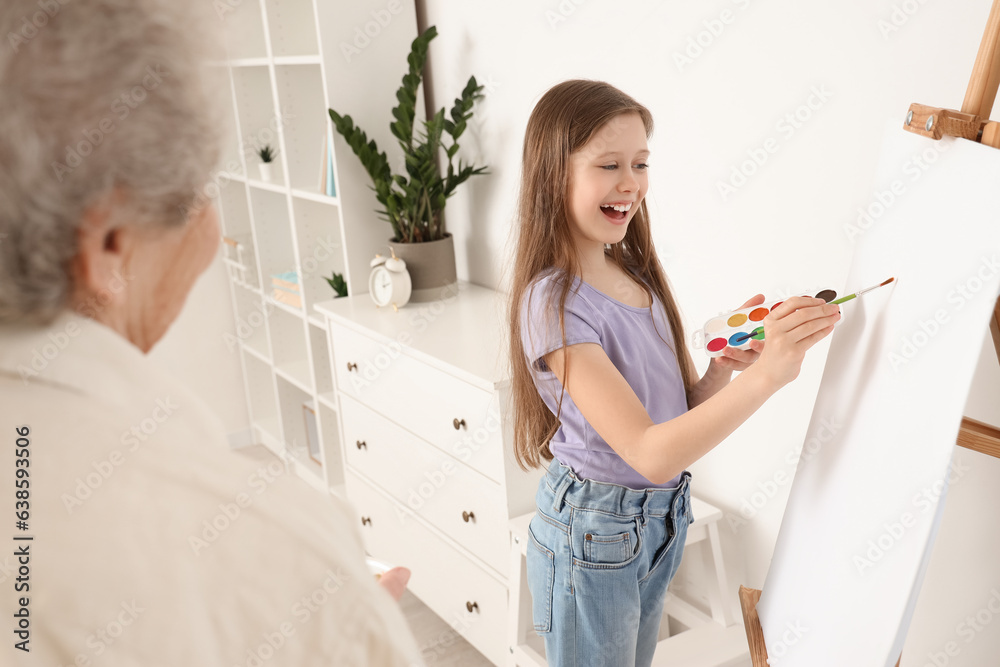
754, 296, 840, 389
711, 294, 765, 373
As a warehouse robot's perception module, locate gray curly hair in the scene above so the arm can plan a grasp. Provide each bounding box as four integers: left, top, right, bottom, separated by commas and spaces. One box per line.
0, 0, 227, 325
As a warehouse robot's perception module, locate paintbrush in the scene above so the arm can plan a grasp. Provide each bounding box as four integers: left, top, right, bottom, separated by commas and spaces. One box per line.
830, 277, 895, 305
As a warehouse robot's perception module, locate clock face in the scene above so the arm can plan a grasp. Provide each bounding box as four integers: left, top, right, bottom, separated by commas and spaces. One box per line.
369, 266, 393, 306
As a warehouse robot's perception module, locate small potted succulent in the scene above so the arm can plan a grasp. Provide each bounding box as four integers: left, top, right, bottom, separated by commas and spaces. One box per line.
325, 271, 347, 298
256, 144, 277, 182
328, 26, 487, 301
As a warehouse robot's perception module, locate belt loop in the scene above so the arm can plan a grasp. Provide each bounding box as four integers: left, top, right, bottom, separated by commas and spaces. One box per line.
551, 473, 572, 514
682, 474, 693, 524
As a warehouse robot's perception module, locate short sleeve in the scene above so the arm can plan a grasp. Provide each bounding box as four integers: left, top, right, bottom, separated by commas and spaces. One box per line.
520, 276, 601, 373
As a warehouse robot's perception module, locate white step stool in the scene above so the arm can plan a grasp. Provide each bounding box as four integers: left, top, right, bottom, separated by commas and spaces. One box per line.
506, 496, 750, 667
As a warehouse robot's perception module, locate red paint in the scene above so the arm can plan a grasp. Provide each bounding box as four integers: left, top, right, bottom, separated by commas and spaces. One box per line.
707, 338, 728, 352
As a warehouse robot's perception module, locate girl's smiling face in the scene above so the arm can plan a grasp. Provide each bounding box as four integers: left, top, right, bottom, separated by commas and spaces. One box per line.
566, 112, 649, 249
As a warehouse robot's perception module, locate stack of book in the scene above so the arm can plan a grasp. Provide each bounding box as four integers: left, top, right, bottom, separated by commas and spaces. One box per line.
271, 271, 302, 308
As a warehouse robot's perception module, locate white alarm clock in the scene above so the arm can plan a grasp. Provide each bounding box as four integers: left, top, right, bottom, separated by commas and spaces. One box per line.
368, 249, 412, 311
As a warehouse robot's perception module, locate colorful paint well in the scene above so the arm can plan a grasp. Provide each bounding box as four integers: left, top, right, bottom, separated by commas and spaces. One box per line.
705, 317, 728, 334
815, 289, 838, 303
706, 337, 728, 353
699, 289, 837, 358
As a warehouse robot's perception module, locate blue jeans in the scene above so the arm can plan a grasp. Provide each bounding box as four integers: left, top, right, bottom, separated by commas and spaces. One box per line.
526, 460, 693, 667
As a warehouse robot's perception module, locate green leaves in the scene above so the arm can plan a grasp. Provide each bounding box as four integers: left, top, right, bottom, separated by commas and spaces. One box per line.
445, 76, 484, 146
325, 272, 348, 298
390, 25, 434, 149
327, 25, 487, 244
257, 144, 277, 163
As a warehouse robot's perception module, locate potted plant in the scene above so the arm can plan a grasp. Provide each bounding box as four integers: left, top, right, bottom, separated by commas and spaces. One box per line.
325, 271, 348, 298
328, 25, 487, 301
257, 144, 277, 182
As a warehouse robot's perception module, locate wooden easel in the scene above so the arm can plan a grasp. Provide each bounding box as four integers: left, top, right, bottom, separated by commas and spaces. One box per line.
739, 1, 1000, 664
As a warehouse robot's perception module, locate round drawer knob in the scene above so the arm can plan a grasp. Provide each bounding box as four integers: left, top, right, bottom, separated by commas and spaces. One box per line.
466, 601, 479, 613
453, 418, 466, 430
356, 440, 367, 450
347, 362, 358, 372
361, 516, 372, 526
462, 511, 476, 523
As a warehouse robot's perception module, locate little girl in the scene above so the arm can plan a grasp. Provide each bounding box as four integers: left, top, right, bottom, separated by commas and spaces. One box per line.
508, 80, 840, 666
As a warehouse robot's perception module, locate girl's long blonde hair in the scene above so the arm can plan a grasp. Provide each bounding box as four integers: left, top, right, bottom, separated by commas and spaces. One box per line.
508, 79, 694, 471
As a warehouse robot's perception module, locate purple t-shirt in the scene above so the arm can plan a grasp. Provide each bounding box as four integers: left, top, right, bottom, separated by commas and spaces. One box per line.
520, 269, 689, 489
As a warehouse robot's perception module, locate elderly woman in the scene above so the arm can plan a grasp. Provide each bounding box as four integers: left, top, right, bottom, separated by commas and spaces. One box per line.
0, 1, 422, 664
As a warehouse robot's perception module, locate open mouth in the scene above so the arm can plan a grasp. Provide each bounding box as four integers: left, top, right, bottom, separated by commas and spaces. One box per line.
600, 202, 632, 223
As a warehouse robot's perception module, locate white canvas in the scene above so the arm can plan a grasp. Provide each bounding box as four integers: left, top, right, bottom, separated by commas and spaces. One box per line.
757, 122, 1000, 666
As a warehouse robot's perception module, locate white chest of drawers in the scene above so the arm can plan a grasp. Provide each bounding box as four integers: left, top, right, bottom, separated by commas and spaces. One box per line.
315, 283, 543, 665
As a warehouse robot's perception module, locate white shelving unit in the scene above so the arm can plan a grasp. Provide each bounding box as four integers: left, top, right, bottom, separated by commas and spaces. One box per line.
213, 0, 422, 495
213, 5, 548, 663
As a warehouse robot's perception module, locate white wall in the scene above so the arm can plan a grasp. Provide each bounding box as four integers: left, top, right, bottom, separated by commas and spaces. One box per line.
149, 254, 250, 440
420, 0, 1000, 664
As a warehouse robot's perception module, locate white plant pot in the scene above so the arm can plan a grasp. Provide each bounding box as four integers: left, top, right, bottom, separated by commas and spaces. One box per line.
258, 162, 273, 182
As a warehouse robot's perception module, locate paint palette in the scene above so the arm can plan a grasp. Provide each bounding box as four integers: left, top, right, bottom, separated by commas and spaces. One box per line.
699, 289, 838, 357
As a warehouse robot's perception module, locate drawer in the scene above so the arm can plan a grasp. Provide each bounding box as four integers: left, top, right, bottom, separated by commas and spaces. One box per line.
341, 394, 508, 575
330, 322, 505, 482
346, 470, 507, 666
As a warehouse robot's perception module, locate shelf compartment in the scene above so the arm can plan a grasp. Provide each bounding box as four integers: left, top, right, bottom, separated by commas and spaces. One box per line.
263, 0, 319, 58
249, 188, 297, 299
218, 179, 252, 239
221, 0, 268, 61
318, 401, 344, 490
222, 235, 260, 291
309, 318, 334, 396
275, 374, 323, 479
242, 352, 281, 455
231, 284, 271, 359
219, 181, 261, 290
274, 64, 329, 192
269, 306, 312, 391
231, 66, 286, 186
292, 196, 345, 313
